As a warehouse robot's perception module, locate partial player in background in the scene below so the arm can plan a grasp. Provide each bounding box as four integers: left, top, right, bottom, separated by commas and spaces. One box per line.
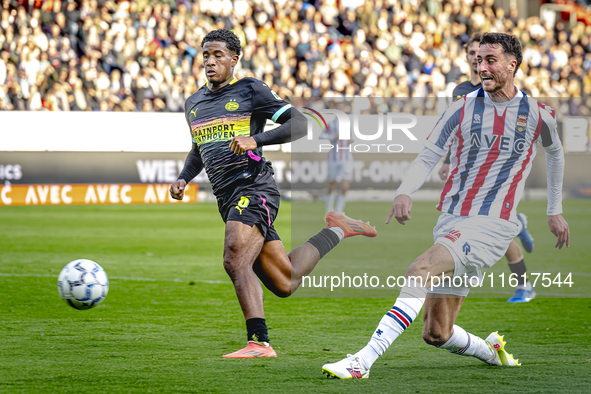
321, 116, 353, 213
170, 30, 377, 359
440, 32, 536, 303
452, 33, 484, 99
438, 33, 483, 178
323, 33, 569, 379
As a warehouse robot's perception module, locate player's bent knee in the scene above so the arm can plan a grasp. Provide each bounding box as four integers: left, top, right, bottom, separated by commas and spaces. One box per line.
422, 327, 452, 347
422, 331, 447, 347
266, 275, 293, 298
271, 285, 292, 298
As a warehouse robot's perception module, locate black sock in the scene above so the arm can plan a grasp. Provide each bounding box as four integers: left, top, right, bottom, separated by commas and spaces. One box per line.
246, 318, 269, 344
307, 228, 341, 259
509, 259, 527, 286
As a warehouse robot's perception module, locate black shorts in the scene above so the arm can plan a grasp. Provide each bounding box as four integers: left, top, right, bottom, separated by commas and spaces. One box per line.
217, 168, 281, 243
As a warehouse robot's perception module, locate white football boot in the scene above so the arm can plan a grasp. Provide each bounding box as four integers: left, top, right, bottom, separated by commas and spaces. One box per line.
322, 354, 370, 379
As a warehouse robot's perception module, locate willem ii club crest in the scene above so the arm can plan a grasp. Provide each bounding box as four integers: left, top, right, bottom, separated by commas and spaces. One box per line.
516, 114, 528, 132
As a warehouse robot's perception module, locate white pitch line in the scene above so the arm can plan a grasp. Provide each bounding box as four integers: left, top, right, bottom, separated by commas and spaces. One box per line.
314, 286, 587, 297
0, 274, 587, 296
0, 272, 231, 284
571, 272, 591, 277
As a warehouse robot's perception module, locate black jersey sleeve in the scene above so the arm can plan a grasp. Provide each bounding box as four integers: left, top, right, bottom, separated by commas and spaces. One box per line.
177, 142, 204, 183
252, 107, 307, 147
250, 80, 293, 123
248, 79, 306, 147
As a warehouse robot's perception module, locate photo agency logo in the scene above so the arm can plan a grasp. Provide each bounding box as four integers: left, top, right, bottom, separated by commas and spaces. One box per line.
302, 105, 419, 153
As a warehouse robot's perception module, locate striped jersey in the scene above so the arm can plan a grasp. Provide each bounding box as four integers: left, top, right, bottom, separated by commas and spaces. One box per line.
425, 87, 560, 221
184, 77, 291, 195
320, 118, 354, 162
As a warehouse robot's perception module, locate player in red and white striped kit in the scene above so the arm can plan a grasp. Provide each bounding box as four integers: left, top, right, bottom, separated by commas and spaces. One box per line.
323, 33, 570, 378
440, 32, 537, 303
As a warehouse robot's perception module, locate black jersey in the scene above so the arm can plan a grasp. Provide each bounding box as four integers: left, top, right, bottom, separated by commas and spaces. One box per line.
452, 80, 481, 98
184, 77, 292, 195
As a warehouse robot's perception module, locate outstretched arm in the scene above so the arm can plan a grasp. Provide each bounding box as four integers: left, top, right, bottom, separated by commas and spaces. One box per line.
255, 108, 307, 146
229, 108, 307, 154
229, 81, 307, 154
387, 147, 443, 225
540, 106, 569, 249
544, 139, 569, 249
170, 142, 203, 200
389, 99, 464, 224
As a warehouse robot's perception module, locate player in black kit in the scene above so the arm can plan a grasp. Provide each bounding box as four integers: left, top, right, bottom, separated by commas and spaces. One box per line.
170, 29, 377, 358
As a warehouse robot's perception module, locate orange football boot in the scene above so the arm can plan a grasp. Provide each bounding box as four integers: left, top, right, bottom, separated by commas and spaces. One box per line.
325, 211, 377, 238
222, 342, 278, 359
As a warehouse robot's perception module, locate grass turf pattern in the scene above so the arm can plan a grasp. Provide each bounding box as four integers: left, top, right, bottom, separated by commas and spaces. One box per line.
0, 201, 590, 393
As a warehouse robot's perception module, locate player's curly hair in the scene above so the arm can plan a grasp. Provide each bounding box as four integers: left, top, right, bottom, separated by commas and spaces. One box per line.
201, 29, 242, 56
480, 32, 522, 76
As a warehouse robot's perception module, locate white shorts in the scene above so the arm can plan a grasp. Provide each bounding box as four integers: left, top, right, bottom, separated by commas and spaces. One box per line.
428, 213, 520, 297
327, 161, 353, 183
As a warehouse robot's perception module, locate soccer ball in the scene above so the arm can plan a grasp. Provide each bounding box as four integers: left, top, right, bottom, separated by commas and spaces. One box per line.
57, 259, 109, 310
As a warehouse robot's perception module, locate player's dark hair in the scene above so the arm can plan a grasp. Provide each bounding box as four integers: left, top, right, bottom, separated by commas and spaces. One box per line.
201, 29, 242, 56
465, 32, 482, 51
479, 32, 522, 76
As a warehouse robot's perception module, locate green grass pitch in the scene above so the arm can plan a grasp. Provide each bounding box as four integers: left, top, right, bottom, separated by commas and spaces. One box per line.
1, 200, 590, 393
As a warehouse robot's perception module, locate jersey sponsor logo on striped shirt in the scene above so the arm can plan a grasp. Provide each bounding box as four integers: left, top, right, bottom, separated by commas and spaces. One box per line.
444, 229, 462, 242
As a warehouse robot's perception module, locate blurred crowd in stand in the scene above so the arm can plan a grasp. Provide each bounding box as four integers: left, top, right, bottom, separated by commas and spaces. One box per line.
1, 0, 591, 117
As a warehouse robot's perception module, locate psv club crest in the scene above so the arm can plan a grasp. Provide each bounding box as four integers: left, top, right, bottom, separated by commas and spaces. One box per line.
225, 99, 239, 111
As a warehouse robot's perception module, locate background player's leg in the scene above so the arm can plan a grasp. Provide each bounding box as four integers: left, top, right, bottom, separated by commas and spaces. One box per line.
326, 161, 338, 212
506, 239, 523, 262
506, 239, 535, 302
223, 221, 266, 319
506, 240, 527, 284
336, 179, 350, 212
326, 181, 337, 212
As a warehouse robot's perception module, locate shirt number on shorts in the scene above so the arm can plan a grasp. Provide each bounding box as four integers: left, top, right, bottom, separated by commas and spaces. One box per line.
235, 196, 250, 214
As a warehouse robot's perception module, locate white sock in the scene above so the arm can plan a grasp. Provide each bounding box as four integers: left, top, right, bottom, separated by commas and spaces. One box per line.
326, 191, 337, 211
336, 193, 346, 212
328, 226, 344, 241
354, 280, 427, 369
439, 324, 495, 364
355, 344, 379, 370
